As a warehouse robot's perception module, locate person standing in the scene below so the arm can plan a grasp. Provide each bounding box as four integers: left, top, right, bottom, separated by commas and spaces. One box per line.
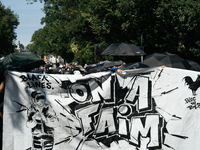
0, 70, 7, 120
42, 66, 49, 74
0, 70, 7, 150
60, 66, 66, 74
52, 63, 60, 74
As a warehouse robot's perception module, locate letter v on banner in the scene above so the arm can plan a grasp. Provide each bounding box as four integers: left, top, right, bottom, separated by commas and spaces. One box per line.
125, 76, 152, 112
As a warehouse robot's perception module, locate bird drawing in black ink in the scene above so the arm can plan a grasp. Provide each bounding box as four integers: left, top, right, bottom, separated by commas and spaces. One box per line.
183, 75, 200, 96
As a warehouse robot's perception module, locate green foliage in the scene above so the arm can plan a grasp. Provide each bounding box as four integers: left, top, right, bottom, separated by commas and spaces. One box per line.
0, 2, 19, 57
28, 0, 200, 64
72, 42, 95, 64
19, 44, 24, 51
153, 0, 200, 61
29, 28, 47, 56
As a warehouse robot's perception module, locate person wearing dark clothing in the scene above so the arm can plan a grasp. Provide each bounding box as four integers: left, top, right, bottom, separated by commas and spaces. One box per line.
72, 61, 85, 74
52, 63, 60, 74
42, 66, 50, 74
88, 68, 97, 74
0, 70, 7, 150
45, 62, 52, 70
0, 70, 7, 119
60, 67, 66, 74
32, 66, 43, 73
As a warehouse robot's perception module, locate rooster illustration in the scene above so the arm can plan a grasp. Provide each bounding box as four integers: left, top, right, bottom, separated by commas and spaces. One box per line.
183, 75, 200, 96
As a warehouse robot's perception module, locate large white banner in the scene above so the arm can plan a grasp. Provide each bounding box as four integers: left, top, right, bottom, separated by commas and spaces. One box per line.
3, 67, 200, 150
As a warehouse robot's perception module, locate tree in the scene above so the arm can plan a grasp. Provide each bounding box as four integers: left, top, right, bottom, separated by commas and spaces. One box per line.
85, 0, 200, 63
27, 0, 200, 64
19, 43, 24, 51
28, 0, 94, 63
0, 2, 19, 57
155, 0, 200, 62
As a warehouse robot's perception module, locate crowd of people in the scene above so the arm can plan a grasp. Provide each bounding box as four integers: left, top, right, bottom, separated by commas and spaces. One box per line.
32, 61, 85, 75
31, 61, 126, 75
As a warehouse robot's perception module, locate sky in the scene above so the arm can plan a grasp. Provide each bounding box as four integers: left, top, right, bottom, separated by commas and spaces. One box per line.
1, 0, 45, 47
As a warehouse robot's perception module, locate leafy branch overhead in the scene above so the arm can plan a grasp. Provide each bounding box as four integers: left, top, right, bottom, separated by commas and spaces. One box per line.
26, 0, 200, 64
0, 2, 19, 57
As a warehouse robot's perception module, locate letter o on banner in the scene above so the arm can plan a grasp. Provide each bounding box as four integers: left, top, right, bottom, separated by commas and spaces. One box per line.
118, 104, 131, 116
70, 83, 88, 103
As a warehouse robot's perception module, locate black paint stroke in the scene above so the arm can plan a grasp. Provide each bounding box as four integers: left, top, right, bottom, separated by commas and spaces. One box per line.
55, 136, 71, 145
171, 115, 182, 119
170, 134, 188, 139
163, 143, 175, 149
158, 68, 164, 78
55, 99, 76, 119
161, 87, 178, 95
157, 106, 182, 120
153, 68, 164, 88
13, 100, 28, 112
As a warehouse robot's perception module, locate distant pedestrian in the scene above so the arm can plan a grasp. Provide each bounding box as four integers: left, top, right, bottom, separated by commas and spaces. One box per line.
42, 66, 49, 74
52, 63, 60, 74
60, 67, 66, 74
88, 68, 97, 74
72, 61, 85, 74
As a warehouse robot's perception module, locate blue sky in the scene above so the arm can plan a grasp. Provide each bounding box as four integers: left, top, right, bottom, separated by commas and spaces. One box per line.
1, 0, 45, 46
